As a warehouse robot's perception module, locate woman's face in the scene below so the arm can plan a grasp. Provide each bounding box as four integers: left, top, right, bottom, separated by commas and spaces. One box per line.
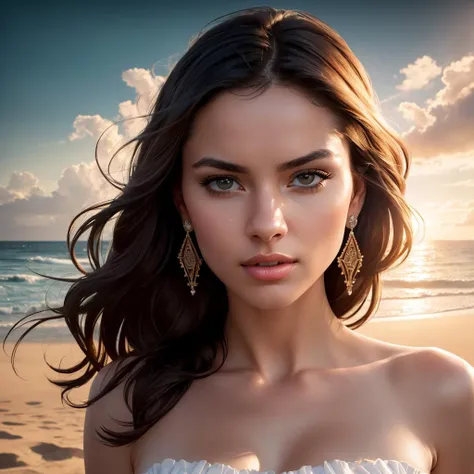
177, 84, 365, 309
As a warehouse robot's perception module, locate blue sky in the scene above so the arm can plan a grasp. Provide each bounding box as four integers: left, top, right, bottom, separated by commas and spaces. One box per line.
1, 0, 473, 240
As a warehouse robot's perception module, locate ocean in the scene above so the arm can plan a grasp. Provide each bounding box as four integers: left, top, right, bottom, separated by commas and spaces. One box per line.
1, 240, 473, 342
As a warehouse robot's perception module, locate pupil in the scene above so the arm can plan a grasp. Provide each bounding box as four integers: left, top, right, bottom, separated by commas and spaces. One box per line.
217, 178, 233, 190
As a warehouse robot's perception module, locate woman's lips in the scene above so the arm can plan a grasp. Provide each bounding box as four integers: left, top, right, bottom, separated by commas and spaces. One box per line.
241, 262, 297, 281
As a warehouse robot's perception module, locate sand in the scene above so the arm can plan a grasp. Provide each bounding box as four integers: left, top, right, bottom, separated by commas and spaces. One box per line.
0, 341, 89, 474
1, 309, 473, 473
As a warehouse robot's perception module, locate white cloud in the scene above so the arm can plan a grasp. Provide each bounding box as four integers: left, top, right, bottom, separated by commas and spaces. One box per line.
409, 152, 474, 176
119, 68, 166, 138
8, 171, 40, 193
396, 55, 442, 91
0, 165, 119, 240
440, 199, 474, 210
397, 102, 436, 133
426, 55, 474, 108
398, 53, 474, 160
442, 179, 474, 187
418, 200, 474, 237
66, 68, 167, 180
457, 208, 474, 227
0, 171, 46, 205
0, 67, 167, 240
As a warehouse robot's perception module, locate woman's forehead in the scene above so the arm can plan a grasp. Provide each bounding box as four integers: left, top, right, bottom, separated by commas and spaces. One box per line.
183, 132, 349, 175
192, 86, 340, 133
185, 92, 344, 158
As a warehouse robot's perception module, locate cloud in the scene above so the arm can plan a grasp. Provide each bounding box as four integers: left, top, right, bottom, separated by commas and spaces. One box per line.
0, 172, 46, 205
67, 68, 166, 174
396, 55, 442, 92
0, 165, 119, 240
442, 179, 474, 187
426, 55, 474, 108
423, 199, 474, 234
440, 199, 474, 210
0, 68, 167, 240
409, 152, 474, 176
439, 200, 474, 231
457, 208, 474, 227
118, 68, 166, 138
398, 53, 474, 160
397, 102, 436, 133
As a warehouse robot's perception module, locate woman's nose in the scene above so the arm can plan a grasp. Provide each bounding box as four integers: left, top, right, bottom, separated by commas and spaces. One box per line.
246, 193, 288, 243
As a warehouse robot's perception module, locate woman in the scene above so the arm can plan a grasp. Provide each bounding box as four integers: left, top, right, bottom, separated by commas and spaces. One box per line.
4, 6, 473, 474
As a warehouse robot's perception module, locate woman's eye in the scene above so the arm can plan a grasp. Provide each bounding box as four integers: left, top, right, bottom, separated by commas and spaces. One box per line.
292, 172, 322, 187
289, 170, 332, 190
208, 177, 239, 192
199, 170, 331, 195
198, 176, 242, 195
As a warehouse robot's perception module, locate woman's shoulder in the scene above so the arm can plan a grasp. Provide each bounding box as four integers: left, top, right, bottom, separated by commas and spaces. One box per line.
86, 355, 138, 406
385, 346, 474, 466
386, 345, 473, 387
83, 355, 142, 473
86, 355, 141, 428
381, 345, 473, 404
91, 355, 141, 391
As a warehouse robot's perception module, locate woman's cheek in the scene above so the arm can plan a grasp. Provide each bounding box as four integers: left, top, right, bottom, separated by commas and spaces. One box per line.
300, 184, 351, 262
193, 215, 237, 269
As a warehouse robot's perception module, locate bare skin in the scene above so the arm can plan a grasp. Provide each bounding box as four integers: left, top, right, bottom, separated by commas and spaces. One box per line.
131, 338, 436, 474
133, 85, 436, 472
85, 84, 474, 473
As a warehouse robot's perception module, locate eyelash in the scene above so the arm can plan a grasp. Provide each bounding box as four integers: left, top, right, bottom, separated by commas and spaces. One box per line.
199, 169, 333, 196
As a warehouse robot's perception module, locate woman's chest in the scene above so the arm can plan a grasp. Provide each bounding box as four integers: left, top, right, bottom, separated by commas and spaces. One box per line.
132, 366, 431, 474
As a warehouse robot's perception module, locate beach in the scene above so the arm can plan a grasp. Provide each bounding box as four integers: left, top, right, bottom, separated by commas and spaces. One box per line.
0, 340, 89, 473
0, 309, 473, 473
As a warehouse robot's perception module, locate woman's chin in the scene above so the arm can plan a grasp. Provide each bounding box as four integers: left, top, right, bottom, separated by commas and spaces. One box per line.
234, 285, 305, 310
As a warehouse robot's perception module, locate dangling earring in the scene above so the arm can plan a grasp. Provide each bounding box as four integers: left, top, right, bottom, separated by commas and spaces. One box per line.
337, 214, 363, 296
177, 219, 202, 296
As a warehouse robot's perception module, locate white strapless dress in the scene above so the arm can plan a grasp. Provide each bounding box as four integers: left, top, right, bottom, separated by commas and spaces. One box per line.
140, 457, 428, 474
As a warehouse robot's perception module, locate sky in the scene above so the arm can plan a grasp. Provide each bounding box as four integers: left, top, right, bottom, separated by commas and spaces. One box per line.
0, 0, 473, 241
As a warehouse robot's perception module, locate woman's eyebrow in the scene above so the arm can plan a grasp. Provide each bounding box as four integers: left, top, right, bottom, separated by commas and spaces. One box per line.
191, 149, 335, 173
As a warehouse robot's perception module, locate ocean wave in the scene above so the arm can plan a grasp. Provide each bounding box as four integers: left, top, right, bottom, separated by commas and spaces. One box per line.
0, 300, 63, 315
384, 278, 474, 289
0, 274, 45, 283
384, 290, 474, 300
28, 256, 90, 265
374, 303, 474, 321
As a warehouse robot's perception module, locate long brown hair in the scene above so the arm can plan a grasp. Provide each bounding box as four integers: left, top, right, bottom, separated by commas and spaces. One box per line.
3, 6, 423, 447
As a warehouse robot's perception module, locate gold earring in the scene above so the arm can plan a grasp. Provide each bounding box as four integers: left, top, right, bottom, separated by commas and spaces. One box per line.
177, 219, 202, 296
337, 214, 363, 296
